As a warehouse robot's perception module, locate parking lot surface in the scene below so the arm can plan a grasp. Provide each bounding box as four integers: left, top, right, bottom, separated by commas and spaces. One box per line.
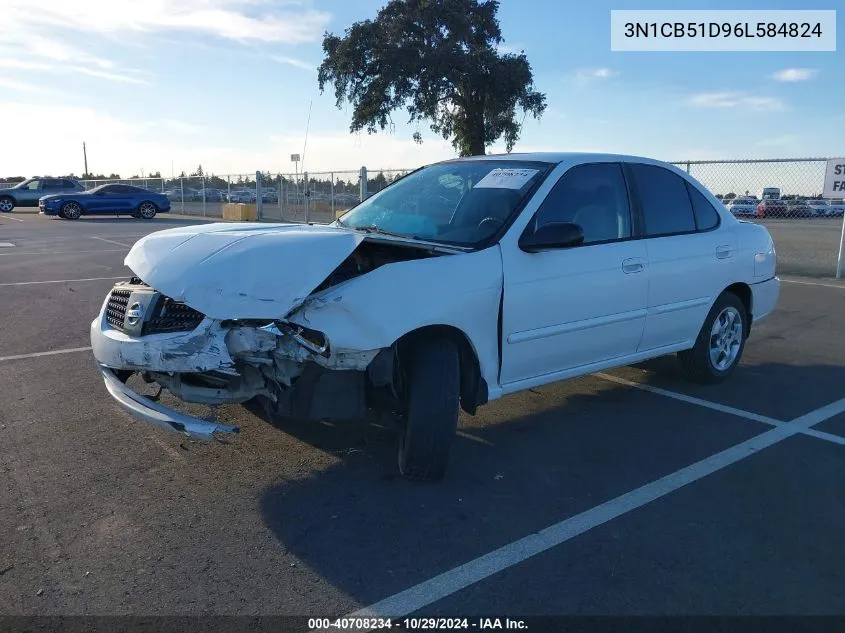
1, 211, 844, 618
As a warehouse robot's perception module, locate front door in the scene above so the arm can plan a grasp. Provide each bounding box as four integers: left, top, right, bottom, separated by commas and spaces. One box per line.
500, 162, 649, 390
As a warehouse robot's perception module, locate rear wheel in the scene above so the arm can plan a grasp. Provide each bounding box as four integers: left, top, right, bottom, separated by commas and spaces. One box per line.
0, 196, 13, 212
138, 202, 158, 219
61, 201, 82, 220
397, 338, 460, 481
678, 292, 747, 384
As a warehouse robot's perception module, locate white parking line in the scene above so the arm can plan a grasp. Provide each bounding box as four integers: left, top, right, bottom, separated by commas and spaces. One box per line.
0, 276, 126, 287
781, 278, 845, 290
91, 236, 134, 248
0, 216, 24, 222
345, 396, 845, 621
594, 372, 782, 427
0, 248, 127, 256
0, 347, 92, 362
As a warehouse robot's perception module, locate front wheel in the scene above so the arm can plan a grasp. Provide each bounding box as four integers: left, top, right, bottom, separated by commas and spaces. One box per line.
678, 292, 747, 384
138, 202, 158, 219
61, 201, 82, 220
0, 196, 13, 212
397, 338, 460, 481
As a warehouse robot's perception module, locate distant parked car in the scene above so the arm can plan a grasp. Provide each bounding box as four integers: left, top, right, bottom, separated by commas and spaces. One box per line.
226, 190, 255, 203
786, 199, 813, 218
806, 200, 831, 217
261, 190, 278, 203
727, 198, 758, 217
828, 199, 845, 217
0, 177, 84, 212
199, 188, 224, 202
756, 198, 787, 218
39, 183, 171, 220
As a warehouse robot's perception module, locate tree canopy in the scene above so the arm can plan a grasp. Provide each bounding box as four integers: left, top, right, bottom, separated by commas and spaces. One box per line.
317, 0, 546, 156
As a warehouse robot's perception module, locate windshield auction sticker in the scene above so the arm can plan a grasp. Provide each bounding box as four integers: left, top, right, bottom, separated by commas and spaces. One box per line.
610, 10, 836, 51
474, 168, 539, 190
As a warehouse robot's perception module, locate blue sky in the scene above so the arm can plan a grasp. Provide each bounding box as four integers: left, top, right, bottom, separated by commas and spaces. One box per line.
0, 0, 841, 179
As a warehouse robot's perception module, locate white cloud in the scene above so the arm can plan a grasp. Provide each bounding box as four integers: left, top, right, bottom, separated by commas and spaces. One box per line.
270, 56, 316, 72
0, 0, 330, 87
572, 67, 618, 81
687, 92, 785, 111
496, 43, 525, 55
3, 0, 331, 44
0, 78, 42, 93
772, 68, 818, 82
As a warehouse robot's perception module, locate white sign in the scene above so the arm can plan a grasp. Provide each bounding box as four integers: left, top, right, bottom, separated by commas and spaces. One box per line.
290, 154, 300, 162
823, 158, 845, 199
474, 168, 539, 190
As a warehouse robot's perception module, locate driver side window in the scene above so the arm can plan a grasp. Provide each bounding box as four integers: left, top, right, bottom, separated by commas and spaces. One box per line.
533, 163, 632, 245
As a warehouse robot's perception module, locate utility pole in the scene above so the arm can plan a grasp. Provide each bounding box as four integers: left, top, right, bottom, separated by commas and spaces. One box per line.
83, 142, 88, 177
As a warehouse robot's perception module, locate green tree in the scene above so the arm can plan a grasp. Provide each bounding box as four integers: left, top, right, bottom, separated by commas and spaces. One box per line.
317, 0, 546, 156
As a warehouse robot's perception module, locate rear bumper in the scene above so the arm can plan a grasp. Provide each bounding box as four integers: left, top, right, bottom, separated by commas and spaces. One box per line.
98, 363, 239, 438
751, 276, 780, 324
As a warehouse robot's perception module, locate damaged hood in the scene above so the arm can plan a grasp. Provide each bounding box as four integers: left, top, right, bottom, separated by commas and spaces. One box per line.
126, 223, 365, 319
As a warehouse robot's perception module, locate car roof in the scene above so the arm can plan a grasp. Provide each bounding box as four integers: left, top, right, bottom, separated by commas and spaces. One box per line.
441, 151, 681, 167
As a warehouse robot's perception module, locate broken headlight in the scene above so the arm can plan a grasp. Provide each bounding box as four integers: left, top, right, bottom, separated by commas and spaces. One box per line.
279, 322, 330, 357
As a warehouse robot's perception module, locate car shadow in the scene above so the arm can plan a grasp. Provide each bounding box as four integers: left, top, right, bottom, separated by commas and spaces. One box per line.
73, 217, 217, 225
254, 360, 845, 610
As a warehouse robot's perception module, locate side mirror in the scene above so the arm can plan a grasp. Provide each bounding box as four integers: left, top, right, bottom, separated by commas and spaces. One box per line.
519, 221, 585, 252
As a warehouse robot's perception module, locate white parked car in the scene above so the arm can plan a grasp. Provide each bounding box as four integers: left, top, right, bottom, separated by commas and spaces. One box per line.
726, 197, 759, 217
806, 199, 831, 217
90, 153, 780, 480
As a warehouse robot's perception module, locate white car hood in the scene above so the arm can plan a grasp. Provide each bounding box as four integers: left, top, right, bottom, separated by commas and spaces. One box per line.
125, 223, 365, 319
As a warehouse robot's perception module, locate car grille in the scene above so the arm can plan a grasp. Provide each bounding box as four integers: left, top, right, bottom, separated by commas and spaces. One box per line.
144, 297, 205, 334
106, 283, 205, 335
106, 288, 132, 329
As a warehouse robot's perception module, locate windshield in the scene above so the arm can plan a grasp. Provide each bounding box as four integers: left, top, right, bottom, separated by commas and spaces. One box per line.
335, 160, 552, 246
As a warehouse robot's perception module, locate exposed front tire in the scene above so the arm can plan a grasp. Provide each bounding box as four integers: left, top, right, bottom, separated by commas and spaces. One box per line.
0, 196, 14, 212
138, 202, 158, 219
678, 291, 747, 384
397, 338, 460, 481
61, 201, 82, 220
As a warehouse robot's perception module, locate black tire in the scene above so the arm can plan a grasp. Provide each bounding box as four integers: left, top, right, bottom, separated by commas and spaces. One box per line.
0, 196, 14, 212
678, 291, 747, 385
397, 338, 460, 481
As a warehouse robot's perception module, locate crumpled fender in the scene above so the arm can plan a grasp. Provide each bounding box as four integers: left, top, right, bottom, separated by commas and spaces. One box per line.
288, 245, 504, 393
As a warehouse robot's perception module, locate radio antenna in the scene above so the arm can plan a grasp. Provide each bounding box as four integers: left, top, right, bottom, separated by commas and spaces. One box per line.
301, 100, 313, 174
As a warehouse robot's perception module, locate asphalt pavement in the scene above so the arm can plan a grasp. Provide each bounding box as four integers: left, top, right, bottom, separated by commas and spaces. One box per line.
1, 210, 844, 621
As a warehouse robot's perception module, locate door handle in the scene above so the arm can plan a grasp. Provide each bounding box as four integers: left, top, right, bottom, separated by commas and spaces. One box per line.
622, 258, 645, 274
716, 245, 733, 259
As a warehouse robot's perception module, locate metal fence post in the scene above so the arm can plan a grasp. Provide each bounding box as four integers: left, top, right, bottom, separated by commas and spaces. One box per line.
302, 171, 311, 224
202, 176, 207, 217
836, 214, 845, 279
331, 171, 335, 218
256, 171, 263, 221
227, 175, 231, 206
180, 178, 185, 215
686, 162, 691, 174
359, 166, 367, 202
277, 173, 282, 217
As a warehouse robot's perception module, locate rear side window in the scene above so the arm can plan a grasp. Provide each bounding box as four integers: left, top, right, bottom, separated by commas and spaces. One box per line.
686, 183, 720, 231
62, 180, 78, 189
630, 164, 696, 236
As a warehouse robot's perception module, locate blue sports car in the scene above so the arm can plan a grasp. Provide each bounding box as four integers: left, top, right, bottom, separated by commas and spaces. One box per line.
39, 184, 171, 220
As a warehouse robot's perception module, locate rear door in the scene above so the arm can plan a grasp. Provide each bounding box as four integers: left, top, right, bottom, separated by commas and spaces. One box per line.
626, 163, 735, 352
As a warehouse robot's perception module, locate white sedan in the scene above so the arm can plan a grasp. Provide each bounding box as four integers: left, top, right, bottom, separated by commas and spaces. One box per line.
90, 153, 780, 481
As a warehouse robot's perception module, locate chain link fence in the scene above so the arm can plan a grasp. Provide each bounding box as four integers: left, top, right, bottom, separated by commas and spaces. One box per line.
4, 159, 840, 277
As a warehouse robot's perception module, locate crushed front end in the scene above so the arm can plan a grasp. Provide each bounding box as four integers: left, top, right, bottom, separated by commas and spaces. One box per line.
91, 277, 392, 439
